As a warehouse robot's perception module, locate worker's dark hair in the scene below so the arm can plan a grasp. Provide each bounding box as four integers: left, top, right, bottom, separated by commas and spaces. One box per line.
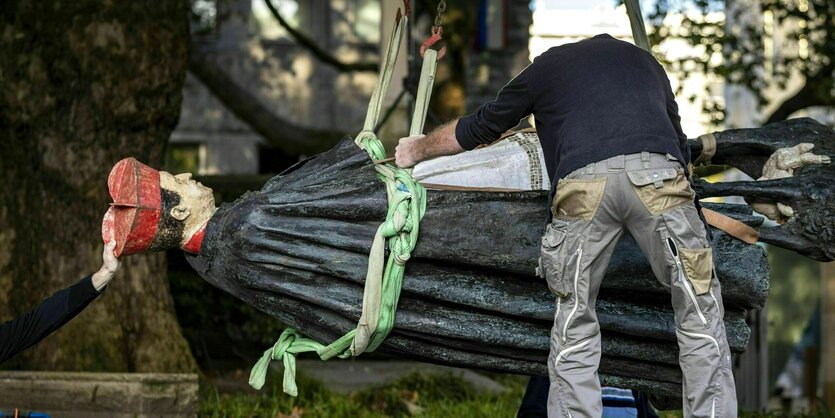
149, 188, 186, 251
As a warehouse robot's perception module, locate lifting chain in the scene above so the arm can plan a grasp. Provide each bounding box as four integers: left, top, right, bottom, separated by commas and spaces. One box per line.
434, 0, 446, 30
421, 0, 447, 59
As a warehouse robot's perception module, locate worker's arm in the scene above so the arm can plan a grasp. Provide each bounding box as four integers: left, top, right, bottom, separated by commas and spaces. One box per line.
395, 63, 536, 168
0, 241, 120, 365
395, 120, 463, 168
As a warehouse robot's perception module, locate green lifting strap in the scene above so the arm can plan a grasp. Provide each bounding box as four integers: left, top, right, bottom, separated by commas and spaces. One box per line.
363, 10, 407, 133
410, 48, 438, 137
624, 0, 651, 53
249, 8, 435, 396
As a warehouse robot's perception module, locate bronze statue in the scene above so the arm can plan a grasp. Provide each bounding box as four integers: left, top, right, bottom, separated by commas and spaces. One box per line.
102, 118, 832, 406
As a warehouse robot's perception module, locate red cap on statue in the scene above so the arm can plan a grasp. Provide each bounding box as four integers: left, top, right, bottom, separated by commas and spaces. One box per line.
102, 158, 162, 256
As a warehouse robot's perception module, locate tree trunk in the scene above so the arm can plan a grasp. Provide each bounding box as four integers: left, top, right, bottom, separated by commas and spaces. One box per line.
0, 1, 197, 372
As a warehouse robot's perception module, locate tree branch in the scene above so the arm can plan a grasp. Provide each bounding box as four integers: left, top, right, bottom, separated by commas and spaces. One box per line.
765, 80, 822, 123
766, 65, 834, 123
263, 0, 378, 73
188, 49, 347, 155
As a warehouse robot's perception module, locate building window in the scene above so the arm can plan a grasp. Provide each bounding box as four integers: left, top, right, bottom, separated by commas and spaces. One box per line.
166, 143, 203, 174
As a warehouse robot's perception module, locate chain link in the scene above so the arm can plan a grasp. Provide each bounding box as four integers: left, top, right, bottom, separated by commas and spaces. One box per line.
434, 0, 446, 28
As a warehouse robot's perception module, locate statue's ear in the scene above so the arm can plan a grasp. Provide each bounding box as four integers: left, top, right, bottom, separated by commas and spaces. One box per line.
170, 206, 191, 221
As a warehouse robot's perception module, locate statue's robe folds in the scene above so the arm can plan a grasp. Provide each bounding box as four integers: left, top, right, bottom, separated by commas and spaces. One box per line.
186, 138, 768, 403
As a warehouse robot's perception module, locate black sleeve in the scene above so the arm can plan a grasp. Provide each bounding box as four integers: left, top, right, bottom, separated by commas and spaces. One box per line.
662, 71, 691, 166
455, 63, 536, 150
0, 275, 102, 364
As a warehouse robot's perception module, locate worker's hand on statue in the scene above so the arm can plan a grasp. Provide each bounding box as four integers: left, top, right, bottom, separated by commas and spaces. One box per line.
92, 240, 121, 291
395, 134, 425, 168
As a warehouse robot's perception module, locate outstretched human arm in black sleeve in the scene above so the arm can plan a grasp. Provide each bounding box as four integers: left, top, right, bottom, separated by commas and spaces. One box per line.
0, 241, 120, 364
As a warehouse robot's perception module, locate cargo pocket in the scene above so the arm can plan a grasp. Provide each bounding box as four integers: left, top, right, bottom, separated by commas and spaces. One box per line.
679, 247, 713, 295
552, 178, 607, 220
626, 168, 694, 216
663, 230, 709, 326
538, 220, 571, 297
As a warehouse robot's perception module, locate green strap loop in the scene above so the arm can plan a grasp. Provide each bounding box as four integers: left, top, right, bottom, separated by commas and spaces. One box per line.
248, 137, 426, 396
249, 328, 352, 396
248, 9, 431, 396
363, 13, 407, 132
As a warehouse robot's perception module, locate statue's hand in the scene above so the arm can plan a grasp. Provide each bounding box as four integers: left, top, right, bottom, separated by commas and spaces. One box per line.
777, 203, 795, 219
751, 202, 782, 222
753, 143, 830, 222
774, 143, 830, 172
799, 151, 831, 166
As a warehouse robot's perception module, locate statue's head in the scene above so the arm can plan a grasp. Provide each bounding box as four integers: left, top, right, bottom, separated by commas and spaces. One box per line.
103, 158, 216, 256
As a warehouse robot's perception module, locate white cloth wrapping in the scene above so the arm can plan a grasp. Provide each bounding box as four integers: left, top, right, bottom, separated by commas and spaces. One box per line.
412, 132, 549, 191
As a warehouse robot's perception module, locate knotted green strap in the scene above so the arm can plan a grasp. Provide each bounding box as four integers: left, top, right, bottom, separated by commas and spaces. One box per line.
249, 329, 351, 395
249, 9, 431, 396
352, 132, 426, 354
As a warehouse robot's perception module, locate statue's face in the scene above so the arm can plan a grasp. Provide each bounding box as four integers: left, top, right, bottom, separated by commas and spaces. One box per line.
160, 172, 214, 204
159, 171, 216, 232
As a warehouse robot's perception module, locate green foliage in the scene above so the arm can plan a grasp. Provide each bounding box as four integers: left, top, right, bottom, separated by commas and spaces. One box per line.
646, 0, 835, 124
168, 267, 287, 368
165, 143, 201, 174
659, 409, 835, 417
765, 246, 820, 389
201, 370, 835, 417
199, 370, 527, 418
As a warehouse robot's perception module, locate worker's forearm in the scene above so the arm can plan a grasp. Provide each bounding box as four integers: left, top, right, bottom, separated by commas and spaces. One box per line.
395, 119, 466, 168
415, 120, 465, 161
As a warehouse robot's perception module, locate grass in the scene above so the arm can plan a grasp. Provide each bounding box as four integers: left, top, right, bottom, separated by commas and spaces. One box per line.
200, 371, 835, 418
658, 408, 835, 418
199, 371, 527, 418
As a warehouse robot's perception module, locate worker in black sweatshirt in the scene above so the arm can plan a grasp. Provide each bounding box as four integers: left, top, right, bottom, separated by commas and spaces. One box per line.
0, 241, 120, 364
395, 34, 736, 418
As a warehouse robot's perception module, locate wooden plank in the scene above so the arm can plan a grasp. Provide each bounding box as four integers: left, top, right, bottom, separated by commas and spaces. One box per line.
0, 372, 198, 418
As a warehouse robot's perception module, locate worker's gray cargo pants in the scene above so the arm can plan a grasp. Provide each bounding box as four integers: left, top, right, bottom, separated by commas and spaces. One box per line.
538, 152, 738, 417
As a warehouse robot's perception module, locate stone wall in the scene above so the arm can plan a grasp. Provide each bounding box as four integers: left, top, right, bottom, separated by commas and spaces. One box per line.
0, 372, 198, 418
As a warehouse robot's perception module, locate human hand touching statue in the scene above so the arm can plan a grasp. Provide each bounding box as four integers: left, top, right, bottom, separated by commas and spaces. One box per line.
395, 120, 465, 169
91, 240, 120, 291
395, 134, 426, 168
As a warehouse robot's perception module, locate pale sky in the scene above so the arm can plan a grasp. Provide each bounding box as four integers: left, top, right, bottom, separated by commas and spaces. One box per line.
533, 0, 657, 15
